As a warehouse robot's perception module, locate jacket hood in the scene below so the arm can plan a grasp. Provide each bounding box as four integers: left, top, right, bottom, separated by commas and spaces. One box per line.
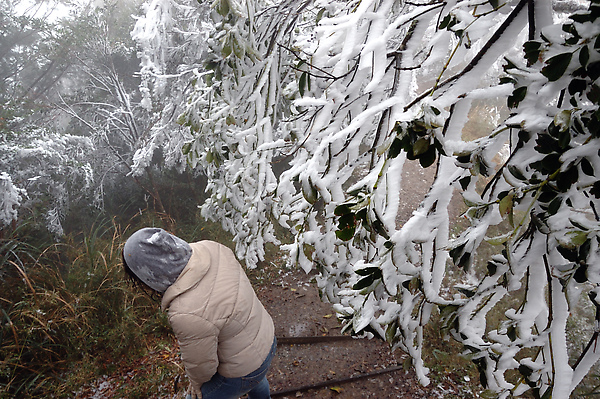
123, 227, 192, 292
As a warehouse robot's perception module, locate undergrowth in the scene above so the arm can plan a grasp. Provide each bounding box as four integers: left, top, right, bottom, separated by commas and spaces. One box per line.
0, 217, 183, 398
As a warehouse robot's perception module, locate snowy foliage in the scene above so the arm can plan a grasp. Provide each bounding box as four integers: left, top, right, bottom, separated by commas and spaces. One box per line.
0, 172, 24, 227
136, 0, 600, 395
130, 0, 213, 175
0, 128, 95, 236
0, 0, 102, 236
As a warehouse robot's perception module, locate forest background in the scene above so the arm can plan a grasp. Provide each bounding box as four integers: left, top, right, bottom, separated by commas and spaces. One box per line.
1, 0, 599, 398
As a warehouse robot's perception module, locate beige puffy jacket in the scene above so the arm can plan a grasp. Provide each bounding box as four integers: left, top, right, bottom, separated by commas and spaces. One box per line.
161, 241, 275, 391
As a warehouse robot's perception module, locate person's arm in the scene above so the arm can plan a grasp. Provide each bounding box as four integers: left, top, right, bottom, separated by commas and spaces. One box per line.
169, 313, 219, 392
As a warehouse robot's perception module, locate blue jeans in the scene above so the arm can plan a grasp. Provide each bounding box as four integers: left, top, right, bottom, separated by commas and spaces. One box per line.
187, 337, 277, 399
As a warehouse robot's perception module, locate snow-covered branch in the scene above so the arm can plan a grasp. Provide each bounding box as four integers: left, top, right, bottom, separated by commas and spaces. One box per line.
136, 0, 600, 394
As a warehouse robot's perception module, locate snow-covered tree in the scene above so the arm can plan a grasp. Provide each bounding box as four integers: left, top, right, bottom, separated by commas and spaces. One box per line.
0, 172, 24, 228
135, 0, 600, 395
129, 0, 212, 175
0, 128, 95, 235
0, 0, 98, 234
53, 3, 166, 212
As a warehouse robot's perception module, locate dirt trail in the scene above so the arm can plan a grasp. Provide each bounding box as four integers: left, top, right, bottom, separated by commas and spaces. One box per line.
256, 266, 470, 399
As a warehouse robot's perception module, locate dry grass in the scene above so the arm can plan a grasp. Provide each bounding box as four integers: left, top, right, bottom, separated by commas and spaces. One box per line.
0, 217, 183, 398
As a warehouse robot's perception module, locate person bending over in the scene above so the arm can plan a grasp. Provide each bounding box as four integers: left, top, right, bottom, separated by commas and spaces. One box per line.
122, 227, 276, 399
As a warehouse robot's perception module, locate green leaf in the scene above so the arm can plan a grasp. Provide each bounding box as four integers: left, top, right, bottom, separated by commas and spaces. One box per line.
371, 218, 390, 239
449, 243, 466, 264
473, 358, 488, 388
459, 176, 471, 190
507, 325, 517, 341
504, 58, 518, 71
540, 387, 552, 399
457, 252, 471, 271
499, 76, 517, 85
217, 0, 230, 16
302, 178, 318, 204
539, 189, 557, 204
507, 165, 526, 181
556, 166, 578, 192
579, 239, 591, 262
299, 72, 307, 97
334, 203, 354, 216
524, 41, 542, 65
336, 227, 355, 241
568, 78, 587, 95
570, 13, 592, 23
355, 267, 382, 277
486, 261, 497, 276
518, 364, 533, 378
388, 137, 402, 159
338, 213, 356, 229
580, 157, 594, 176
419, 145, 437, 168
579, 45, 590, 67
557, 128, 571, 150
574, 264, 588, 283
567, 231, 589, 246
222, 42, 232, 57
303, 243, 315, 260
458, 287, 476, 298
557, 245, 577, 262
541, 153, 561, 173
353, 274, 377, 290
498, 193, 514, 221
456, 153, 471, 164
542, 52, 573, 82
356, 208, 368, 223
411, 137, 429, 158
548, 196, 562, 215
433, 136, 446, 156
508, 86, 527, 108
450, 243, 472, 270
316, 8, 326, 24
588, 83, 600, 103
589, 61, 600, 82
385, 320, 398, 342
439, 14, 452, 30
439, 304, 460, 320
535, 133, 559, 154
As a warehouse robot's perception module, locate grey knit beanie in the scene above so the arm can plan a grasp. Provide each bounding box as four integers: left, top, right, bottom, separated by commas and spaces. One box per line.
123, 227, 192, 292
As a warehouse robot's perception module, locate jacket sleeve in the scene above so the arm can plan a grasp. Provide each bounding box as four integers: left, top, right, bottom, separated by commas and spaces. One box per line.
169, 312, 220, 391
